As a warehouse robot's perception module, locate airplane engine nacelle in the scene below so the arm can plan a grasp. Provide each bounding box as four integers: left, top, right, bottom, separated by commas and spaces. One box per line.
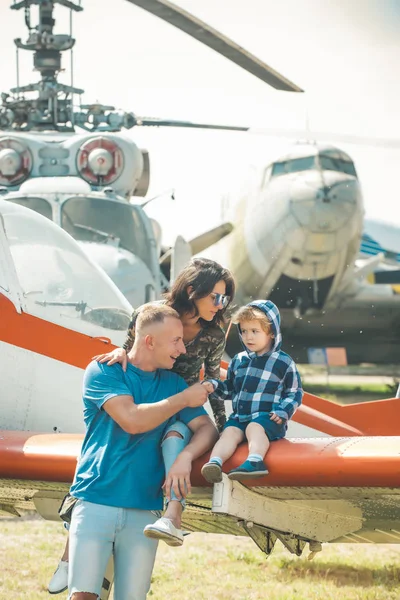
133, 149, 150, 197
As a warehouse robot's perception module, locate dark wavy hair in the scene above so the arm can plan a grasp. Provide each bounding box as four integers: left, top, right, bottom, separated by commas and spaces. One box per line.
164, 257, 235, 327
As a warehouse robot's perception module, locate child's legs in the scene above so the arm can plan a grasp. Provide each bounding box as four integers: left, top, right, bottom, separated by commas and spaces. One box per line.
161, 421, 192, 525
210, 425, 245, 463
245, 422, 270, 458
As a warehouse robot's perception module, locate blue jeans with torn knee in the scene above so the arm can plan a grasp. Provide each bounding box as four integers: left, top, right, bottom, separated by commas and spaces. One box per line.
162, 420, 192, 507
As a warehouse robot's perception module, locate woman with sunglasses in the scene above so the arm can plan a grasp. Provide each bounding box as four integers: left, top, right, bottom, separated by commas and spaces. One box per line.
48, 258, 235, 593
95, 257, 235, 431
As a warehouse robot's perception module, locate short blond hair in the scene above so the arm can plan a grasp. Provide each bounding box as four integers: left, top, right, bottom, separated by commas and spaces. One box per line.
136, 303, 180, 336
232, 306, 274, 337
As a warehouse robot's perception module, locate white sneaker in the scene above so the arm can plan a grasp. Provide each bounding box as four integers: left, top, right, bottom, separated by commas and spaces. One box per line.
143, 517, 184, 547
48, 560, 68, 594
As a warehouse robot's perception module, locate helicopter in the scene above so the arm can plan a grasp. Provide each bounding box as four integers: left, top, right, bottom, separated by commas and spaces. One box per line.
0, 0, 302, 308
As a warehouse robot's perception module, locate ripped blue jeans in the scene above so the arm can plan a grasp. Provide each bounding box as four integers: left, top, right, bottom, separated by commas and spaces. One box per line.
162, 420, 192, 507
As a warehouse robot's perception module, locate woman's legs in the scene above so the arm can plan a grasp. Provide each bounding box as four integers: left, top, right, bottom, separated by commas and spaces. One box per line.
61, 535, 69, 561
143, 421, 192, 546
161, 420, 192, 527
48, 530, 70, 594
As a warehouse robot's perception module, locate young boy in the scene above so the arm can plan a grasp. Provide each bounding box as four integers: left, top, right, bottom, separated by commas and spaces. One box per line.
201, 299, 303, 483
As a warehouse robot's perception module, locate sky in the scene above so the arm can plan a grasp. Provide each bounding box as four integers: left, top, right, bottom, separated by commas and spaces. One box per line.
0, 0, 399, 243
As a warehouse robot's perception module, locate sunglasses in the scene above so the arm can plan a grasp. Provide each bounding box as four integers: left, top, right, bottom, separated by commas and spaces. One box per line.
210, 293, 230, 308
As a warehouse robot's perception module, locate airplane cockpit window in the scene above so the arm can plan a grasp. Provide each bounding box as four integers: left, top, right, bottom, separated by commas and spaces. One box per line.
271, 156, 316, 177
319, 155, 357, 177
6, 197, 53, 221
61, 198, 151, 269
3, 203, 132, 332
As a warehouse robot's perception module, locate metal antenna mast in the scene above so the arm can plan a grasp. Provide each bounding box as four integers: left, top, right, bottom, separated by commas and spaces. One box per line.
1, 0, 84, 131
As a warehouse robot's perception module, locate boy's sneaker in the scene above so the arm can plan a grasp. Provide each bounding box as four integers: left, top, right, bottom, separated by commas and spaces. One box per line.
228, 459, 269, 480
48, 560, 68, 594
201, 461, 223, 483
143, 517, 184, 547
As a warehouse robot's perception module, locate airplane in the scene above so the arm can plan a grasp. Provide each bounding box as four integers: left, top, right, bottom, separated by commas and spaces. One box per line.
2, 199, 400, 600
196, 140, 400, 366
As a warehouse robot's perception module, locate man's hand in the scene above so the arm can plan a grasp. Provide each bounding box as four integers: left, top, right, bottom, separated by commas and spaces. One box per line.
163, 452, 192, 501
270, 412, 284, 425
201, 381, 215, 394
181, 382, 211, 408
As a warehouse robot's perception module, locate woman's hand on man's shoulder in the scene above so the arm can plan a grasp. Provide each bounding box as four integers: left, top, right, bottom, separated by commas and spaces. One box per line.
92, 347, 128, 371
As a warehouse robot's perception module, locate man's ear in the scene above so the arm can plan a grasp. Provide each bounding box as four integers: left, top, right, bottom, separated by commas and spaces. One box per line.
144, 334, 155, 350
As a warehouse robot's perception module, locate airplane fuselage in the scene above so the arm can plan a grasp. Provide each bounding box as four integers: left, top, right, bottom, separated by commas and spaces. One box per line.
223, 145, 364, 309
205, 144, 400, 364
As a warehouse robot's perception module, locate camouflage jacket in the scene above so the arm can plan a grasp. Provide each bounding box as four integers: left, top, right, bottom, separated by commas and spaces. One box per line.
123, 308, 227, 431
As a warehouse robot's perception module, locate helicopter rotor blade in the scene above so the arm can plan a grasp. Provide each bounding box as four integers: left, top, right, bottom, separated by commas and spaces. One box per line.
135, 116, 249, 132
132, 117, 400, 147
249, 127, 400, 148
125, 0, 303, 93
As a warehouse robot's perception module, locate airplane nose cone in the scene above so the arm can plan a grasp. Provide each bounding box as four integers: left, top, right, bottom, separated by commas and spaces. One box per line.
290, 171, 360, 232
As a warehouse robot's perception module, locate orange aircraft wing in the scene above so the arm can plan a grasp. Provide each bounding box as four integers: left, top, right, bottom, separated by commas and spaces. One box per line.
1, 430, 400, 554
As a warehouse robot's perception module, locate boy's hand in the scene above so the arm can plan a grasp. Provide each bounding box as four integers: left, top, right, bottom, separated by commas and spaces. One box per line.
270, 412, 284, 425
181, 383, 210, 408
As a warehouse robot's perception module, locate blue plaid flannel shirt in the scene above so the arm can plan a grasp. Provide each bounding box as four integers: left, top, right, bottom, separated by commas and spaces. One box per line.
209, 300, 303, 422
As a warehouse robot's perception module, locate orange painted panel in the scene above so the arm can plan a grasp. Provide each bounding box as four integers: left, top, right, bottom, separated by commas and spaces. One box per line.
1, 430, 400, 489
0, 294, 116, 369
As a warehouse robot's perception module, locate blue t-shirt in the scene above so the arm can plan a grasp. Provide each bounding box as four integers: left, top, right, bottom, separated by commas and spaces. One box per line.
70, 361, 206, 510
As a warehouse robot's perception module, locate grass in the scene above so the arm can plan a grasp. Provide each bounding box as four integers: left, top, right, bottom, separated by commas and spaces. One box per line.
1, 518, 400, 600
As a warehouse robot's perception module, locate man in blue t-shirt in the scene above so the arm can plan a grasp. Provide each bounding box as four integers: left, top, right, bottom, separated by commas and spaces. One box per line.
68, 304, 218, 600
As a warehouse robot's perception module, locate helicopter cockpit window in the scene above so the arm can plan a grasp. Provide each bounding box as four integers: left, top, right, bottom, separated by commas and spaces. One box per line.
271, 156, 316, 177
319, 155, 357, 177
7, 196, 53, 221
61, 198, 151, 269
3, 203, 132, 332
